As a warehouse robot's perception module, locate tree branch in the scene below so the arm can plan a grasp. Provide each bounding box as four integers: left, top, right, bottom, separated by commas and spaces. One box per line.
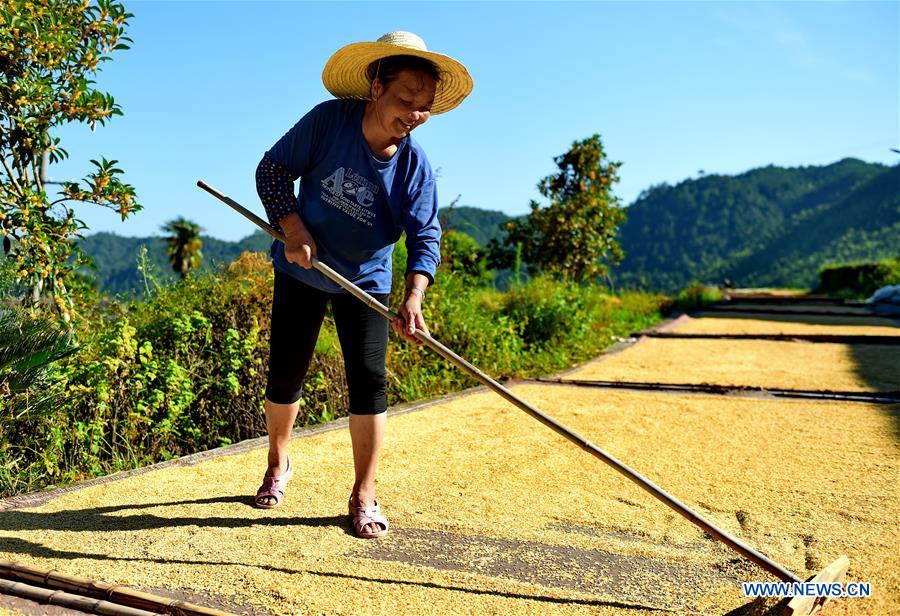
31, 159, 43, 194
1, 155, 25, 197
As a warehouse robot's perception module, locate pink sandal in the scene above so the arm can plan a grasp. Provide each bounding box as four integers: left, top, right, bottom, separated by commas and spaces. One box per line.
254, 458, 292, 509
348, 498, 389, 539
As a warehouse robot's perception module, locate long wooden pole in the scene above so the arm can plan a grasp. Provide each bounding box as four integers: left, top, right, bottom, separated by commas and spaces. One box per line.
0, 559, 236, 616
196, 180, 804, 584
0, 578, 157, 616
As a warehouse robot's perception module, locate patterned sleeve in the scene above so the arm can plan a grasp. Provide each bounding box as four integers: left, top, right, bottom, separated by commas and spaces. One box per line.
256, 153, 298, 227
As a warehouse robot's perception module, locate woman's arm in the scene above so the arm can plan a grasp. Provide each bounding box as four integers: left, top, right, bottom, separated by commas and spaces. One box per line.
256, 154, 299, 228
402, 179, 441, 284
393, 271, 430, 344
256, 101, 329, 247
255, 154, 317, 269
280, 212, 317, 269
393, 177, 441, 344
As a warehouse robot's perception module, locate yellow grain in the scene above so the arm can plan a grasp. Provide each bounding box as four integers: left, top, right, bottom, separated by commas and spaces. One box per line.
1, 304, 897, 614
569, 337, 900, 391
0, 386, 896, 614
674, 316, 900, 337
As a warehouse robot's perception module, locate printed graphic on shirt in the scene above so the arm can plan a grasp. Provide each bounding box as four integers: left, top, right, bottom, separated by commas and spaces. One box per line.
321, 167, 380, 227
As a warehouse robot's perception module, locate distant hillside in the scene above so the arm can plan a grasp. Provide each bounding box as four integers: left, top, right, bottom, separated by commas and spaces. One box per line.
615, 159, 899, 292
79, 159, 898, 296
79, 230, 271, 296
438, 205, 510, 247
79, 208, 511, 296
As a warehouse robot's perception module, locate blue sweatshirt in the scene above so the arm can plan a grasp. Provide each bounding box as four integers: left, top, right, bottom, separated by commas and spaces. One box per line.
258, 99, 441, 294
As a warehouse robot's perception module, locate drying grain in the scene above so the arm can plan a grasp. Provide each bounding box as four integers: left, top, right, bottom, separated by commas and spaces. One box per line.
568, 337, 900, 392
2, 303, 897, 615
674, 316, 900, 337
0, 385, 896, 615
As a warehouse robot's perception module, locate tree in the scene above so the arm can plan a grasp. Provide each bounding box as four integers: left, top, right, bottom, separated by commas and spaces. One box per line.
0, 0, 139, 320
440, 229, 490, 284
162, 217, 203, 279
499, 134, 625, 282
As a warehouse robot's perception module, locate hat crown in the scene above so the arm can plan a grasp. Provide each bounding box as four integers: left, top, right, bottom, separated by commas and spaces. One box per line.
376, 31, 428, 52
322, 31, 472, 114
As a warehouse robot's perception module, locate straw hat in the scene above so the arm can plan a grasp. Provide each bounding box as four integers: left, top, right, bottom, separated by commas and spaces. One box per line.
322, 31, 473, 115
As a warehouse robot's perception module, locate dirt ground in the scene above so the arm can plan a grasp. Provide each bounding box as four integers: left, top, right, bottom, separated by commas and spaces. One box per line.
0, 303, 897, 615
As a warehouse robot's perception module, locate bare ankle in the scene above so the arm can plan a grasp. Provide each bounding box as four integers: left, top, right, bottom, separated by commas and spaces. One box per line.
266, 453, 290, 476
351, 486, 376, 507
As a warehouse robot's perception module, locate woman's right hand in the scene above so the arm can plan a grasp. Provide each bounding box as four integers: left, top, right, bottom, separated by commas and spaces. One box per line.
280, 212, 317, 269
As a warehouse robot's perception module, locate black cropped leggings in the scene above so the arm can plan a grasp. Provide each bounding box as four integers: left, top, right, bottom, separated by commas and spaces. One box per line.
265, 270, 390, 414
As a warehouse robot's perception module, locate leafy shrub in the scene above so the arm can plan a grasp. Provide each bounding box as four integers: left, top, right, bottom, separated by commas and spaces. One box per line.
440, 230, 492, 284
1, 253, 341, 494
386, 270, 663, 401
501, 277, 594, 347
386, 268, 526, 400
1, 249, 664, 496
0, 303, 77, 495
815, 257, 900, 299
666, 282, 724, 312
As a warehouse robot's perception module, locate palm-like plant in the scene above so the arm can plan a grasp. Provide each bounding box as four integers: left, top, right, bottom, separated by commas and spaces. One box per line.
0, 287, 78, 496
162, 218, 204, 279
0, 307, 77, 419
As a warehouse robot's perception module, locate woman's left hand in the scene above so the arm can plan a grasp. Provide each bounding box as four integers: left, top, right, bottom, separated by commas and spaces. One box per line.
392, 293, 429, 345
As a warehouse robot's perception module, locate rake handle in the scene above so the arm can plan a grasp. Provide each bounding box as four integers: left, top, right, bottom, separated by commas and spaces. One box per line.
196, 179, 803, 584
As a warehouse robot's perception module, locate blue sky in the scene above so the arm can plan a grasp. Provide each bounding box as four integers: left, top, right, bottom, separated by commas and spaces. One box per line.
51, 1, 899, 242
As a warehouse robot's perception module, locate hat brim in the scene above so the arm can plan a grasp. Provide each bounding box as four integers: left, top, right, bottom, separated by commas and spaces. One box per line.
322, 41, 473, 115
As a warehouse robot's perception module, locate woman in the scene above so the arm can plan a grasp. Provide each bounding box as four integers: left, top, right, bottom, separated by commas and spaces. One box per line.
253, 32, 472, 539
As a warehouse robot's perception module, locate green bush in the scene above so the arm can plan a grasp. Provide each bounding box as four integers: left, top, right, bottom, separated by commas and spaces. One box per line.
815, 257, 900, 299
0, 252, 343, 494
667, 282, 724, 312
1, 249, 664, 496
387, 269, 526, 400
440, 230, 492, 285
501, 277, 593, 347
0, 305, 77, 495
386, 270, 663, 400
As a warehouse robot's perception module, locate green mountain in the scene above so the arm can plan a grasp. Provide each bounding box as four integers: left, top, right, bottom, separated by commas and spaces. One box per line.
78, 159, 898, 296
615, 159, 899, 292
438, 205, 510, 246
78, 230, 271, 296
79, 207, 511, 296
